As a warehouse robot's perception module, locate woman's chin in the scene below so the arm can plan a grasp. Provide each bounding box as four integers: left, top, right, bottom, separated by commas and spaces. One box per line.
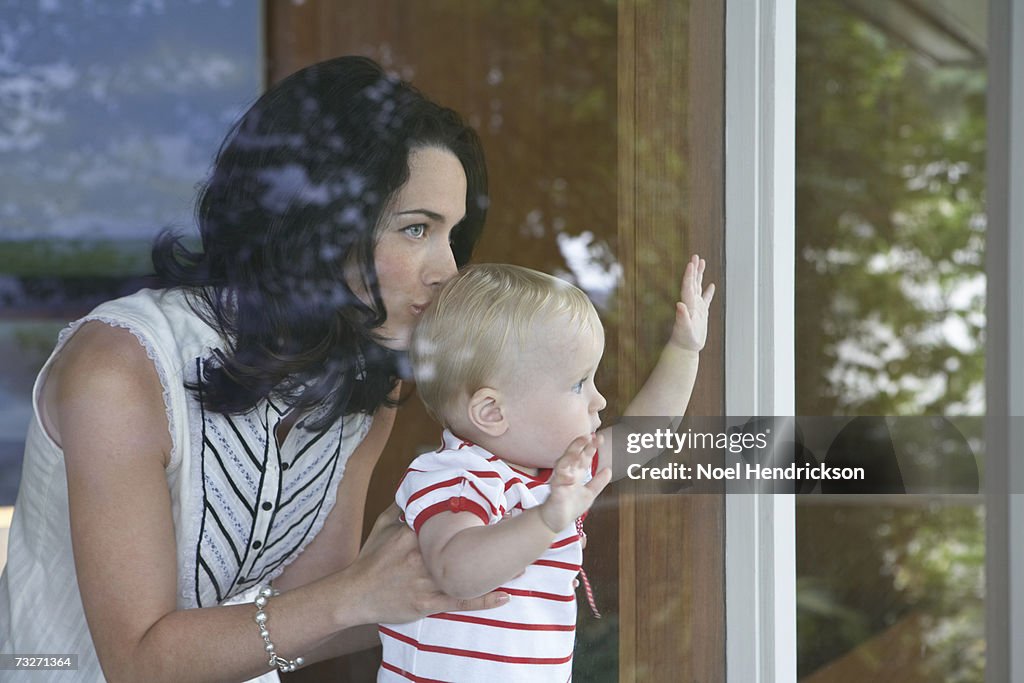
374, 326, 412, 352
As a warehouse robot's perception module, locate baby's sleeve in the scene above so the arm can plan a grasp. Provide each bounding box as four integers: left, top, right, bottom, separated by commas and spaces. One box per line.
396, 451, 506, 533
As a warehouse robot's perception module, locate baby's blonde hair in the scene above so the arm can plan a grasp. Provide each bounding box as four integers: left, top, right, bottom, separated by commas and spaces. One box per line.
411, 264, 601, 425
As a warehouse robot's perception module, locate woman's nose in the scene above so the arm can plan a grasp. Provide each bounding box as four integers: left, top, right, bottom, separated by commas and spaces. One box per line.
426, 242, 458, 286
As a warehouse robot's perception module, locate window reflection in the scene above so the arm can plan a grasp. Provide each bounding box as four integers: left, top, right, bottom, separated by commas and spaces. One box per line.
1, 3, 720, 680
795, 0, 986, 679
0, 1, 260, 506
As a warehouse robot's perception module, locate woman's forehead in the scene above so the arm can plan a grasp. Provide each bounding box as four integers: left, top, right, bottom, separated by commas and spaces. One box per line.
392, 147, 467, 221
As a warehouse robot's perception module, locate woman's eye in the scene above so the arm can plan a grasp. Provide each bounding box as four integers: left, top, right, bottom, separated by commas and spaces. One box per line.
403, 224, 427, 238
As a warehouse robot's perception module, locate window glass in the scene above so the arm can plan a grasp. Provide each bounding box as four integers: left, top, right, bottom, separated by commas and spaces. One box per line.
263, 2, 724, 680
1, 3, 725, 680
0, 1, 260, 501
795, 0, 986, 679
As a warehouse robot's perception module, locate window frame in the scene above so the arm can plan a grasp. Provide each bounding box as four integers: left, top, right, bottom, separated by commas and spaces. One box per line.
724, 0, 797, 681
725, 0, 1023, 679
984, 0, 1024, 681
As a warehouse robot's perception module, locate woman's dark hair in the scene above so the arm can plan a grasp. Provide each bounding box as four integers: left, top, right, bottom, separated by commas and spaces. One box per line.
152, 56, 488, 429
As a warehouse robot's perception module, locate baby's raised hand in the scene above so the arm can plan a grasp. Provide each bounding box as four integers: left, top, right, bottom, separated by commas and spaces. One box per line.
670, 254, 716, 352
539, 435, 612, 533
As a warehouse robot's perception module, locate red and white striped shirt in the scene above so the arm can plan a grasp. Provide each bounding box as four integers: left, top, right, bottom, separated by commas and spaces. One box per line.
379, 430, 594, 683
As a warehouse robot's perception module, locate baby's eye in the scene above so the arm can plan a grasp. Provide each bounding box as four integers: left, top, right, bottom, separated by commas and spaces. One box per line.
403, 224, 427, 238
572, 379, 586, 394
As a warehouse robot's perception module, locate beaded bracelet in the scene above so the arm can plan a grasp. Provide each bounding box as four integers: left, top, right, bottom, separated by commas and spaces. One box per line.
253, 585, 306, 673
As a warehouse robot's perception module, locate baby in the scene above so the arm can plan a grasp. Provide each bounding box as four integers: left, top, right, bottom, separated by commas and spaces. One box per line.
379, 260, 712, 682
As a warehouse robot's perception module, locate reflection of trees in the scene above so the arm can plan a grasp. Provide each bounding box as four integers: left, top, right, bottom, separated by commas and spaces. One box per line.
425, 0, 620, 300
799, 503, 984, 681
796, 0, 985, 417
796, 1, 986, 680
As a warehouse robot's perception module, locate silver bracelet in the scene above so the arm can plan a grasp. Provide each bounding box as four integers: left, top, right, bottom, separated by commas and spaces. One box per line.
254, 585, 306, 673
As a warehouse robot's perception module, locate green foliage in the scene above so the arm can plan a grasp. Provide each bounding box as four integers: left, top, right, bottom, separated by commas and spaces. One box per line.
0, 239, 154, 277
882, 505, 985, 683
797, 502, 985, 681
795, 0, 986, 416
796, 2, 987, 681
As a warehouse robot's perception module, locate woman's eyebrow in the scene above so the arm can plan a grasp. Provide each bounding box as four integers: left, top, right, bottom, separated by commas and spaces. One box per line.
396, 208, 445, 221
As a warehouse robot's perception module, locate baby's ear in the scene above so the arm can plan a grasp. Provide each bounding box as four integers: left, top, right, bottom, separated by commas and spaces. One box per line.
467, 387, 508, 437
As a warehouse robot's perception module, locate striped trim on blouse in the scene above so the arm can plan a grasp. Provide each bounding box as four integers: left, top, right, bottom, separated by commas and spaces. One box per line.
193, 357, 346, 607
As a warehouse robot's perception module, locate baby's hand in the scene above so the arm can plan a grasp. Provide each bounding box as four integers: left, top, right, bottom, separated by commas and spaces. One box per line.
539, 435, 612, 533
669, 254, 716, 352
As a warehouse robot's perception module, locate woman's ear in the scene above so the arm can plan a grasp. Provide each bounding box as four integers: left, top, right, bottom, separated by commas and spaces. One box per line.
467, 387, 508, 437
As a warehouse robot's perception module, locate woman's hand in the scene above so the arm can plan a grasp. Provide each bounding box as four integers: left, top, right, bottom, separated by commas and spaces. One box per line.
343, 505, 510, 624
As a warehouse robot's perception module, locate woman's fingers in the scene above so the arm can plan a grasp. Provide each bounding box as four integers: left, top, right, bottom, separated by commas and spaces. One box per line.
362, 505, 403, 553
445, 591, 511, 614
371, 503, 401, 531
352, 515, 512, 623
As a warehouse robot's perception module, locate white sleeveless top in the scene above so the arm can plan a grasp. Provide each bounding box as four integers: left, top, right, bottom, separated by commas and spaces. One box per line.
0, 288, 372, 682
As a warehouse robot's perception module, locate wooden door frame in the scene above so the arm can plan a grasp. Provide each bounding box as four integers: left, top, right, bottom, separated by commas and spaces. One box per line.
617, 1, 727, 680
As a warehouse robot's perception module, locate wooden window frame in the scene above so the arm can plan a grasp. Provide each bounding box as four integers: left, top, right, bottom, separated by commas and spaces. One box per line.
617, 1, 727, 679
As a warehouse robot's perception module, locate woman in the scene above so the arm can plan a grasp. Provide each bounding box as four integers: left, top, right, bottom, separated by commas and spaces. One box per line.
0, 56, 508, 682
